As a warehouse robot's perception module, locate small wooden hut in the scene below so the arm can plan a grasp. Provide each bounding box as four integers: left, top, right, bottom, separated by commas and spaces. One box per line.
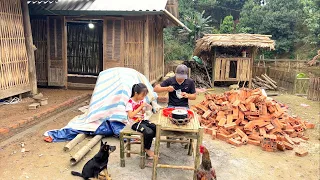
194, 34, 275, 87
28, 0, 188, 88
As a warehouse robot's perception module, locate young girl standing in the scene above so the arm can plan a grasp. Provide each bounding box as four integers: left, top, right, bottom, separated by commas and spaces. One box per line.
125, 83, 156, 158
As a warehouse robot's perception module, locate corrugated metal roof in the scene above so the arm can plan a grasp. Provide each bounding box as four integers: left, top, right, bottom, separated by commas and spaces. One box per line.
28, 0, 169, 15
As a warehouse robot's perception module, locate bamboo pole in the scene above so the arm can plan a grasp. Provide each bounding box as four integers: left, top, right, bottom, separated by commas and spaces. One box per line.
193, 128, 203, 180
143, 15, 150, 80
157, 164, 195, 170
120, 132, 125, 167
21, 0, 37, 95
63, 134, 87, 152
70, 135, 103, 165
163, 10, 191, 33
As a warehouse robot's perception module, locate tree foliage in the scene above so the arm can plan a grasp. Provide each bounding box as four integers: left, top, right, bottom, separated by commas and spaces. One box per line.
301, 0, 320, 44
237, 0, 304, 54
164, 0, 319, 61
179, 10, 213, 43
220, 15, 234, 33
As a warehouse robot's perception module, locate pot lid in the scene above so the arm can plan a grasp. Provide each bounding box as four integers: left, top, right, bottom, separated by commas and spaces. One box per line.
172, 109, 188, 115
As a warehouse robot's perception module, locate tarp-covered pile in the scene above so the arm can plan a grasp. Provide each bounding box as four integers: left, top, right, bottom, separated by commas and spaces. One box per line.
45, 67, 158, 142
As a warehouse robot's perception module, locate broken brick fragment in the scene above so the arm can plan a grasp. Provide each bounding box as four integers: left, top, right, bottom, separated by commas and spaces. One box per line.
283, 142, 294, 150
295, 149, 308, 157
248, 139, 260, 146
227, 138, 242, 147
276, 141, 286, 151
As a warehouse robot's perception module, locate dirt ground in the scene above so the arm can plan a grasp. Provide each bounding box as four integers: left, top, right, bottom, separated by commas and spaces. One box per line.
0, 88, 91, 128
0, 88, 319, 180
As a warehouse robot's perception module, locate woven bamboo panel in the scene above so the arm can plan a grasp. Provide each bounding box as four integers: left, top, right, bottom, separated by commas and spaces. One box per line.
0, 0, 30, 99
31, 18, 48, 85
214, 58, 251, 81
124, 18, 144, 74
148, 16, 164, 82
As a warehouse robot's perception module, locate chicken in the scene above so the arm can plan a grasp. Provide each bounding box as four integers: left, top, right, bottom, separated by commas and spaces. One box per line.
196, 145, 217, 180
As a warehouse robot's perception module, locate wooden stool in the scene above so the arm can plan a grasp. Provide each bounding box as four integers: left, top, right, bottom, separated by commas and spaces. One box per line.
119, 126, 145, 169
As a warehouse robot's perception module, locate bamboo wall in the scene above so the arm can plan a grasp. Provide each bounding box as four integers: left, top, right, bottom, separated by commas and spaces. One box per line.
148, 16, 164, 83
124, 17, 144, 74
0, 0, 30, 99
31, 17, 48, 85
30, 15, 165, 87
124, 15, 164, 83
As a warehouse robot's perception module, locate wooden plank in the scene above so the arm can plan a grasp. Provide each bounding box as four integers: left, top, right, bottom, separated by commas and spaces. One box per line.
0, 84, 30, 99
212, 47, 216, 86
214, 58, 221, 81
221, 59, 226, 80
225, 60, 230, 80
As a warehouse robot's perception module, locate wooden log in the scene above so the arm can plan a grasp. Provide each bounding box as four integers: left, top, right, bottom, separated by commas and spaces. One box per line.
70, 135, 103, 165
261, 74, 277, 89
267, 93, 279, 96
264, 73, 277, 85
64, 134, 87, 151
21, 0, 37, 95
256, 76, 268, 84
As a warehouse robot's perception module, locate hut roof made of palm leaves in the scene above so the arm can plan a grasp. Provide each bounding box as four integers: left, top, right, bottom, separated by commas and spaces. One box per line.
194, 34, 275, 56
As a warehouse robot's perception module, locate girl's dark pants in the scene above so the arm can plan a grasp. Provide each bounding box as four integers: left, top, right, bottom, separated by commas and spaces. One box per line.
131, 120, 156, 150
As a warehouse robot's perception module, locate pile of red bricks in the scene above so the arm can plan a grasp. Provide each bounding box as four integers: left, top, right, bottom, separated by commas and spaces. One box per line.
192, 88, 314, 154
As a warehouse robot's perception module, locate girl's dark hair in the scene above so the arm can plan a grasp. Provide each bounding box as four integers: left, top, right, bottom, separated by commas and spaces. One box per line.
131, 83, 149, 97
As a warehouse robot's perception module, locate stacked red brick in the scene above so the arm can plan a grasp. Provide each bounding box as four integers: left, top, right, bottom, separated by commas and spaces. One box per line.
192, 88, 315, 152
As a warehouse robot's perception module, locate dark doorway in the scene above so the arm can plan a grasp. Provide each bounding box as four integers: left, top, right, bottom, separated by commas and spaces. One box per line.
67, 21, 103, 75
229, 60, 237, 78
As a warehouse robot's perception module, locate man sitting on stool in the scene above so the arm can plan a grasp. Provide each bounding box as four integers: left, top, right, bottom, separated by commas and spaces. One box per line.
154, 64, 196, 109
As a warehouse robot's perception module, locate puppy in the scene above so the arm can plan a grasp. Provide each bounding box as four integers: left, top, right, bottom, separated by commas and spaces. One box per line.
71, 141, 116, 180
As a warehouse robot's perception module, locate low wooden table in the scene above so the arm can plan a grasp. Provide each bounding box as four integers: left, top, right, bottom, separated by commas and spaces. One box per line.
152, 110, 203, 180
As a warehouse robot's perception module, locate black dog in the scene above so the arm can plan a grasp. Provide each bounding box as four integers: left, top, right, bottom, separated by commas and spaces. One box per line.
71, 140, 116, 180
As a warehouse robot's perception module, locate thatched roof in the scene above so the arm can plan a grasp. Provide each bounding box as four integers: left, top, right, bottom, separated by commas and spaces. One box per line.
194, 34, 275, 56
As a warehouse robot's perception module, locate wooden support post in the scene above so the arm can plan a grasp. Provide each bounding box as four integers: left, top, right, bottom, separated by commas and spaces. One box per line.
248, 47, 257, 88
120, 132, 125, 167
140, 134, 145, 169
126, 135, 131, 158
193, 128, 203, 180
21, 0, 37, 95
144, 15, 150, 80
188, 139, 193, 156
212, 48, 216, 87
152, 124, 161, 180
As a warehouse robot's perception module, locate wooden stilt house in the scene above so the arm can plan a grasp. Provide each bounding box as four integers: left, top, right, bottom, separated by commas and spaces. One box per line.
28, 0, 188, 88
193, 34, 275, 87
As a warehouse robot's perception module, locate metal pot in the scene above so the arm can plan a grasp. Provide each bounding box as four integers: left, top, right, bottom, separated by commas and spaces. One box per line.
171, 109, 188, 119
